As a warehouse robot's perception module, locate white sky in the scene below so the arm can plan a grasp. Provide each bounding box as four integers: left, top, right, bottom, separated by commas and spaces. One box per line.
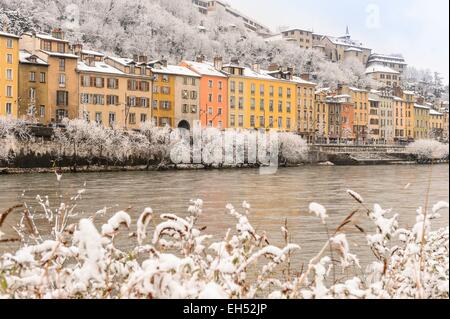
227, 0, 450, 84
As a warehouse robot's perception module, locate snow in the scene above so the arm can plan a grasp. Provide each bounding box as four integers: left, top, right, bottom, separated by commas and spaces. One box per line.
182, 60, 227, 77
77, 61, 125, 75
40, 50, 79, 59
414, 104, 430, 110
347, 189, 364, 203
0, 31, 19, 38
81, 49, 105, 57
309, 202, 328, 224
292, 76, 316, 86
19, 50, 48, 65
365, 65, 400, 75
152, 65, 201, 77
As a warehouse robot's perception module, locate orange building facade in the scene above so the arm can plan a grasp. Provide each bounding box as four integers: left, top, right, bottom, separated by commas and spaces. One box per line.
181, 57, 228, 129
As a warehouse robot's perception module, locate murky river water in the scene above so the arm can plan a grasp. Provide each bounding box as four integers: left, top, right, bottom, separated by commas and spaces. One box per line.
0, 165, 448, 267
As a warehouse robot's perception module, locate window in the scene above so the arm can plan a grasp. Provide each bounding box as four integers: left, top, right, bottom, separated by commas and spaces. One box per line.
59, 58, 65, 71
40, 72, 46, 83
278, 87, 283, 98
7, 54, 13, 64
190, 91, 197, 99
109, 112, 116, 126
160, 101, 171, 110
29, 88, 36, 100
260, 84, 265, 95
42, 40, 51, 51
140, 97, 149, 108
107, 78, 118, 89
140, 114, 147, 123
251, 83, 256, 95
182, 104, 189, 113
269, 86, 274, 97
6, 86, 12, 97
238, 115, 244, 127
238, 82, 244, 94
269, 100, 273, 112
95, 112, 102, 124
250, 115, 255, 127
287, 88, 291, 98
208, 94, 213, 102
278, 101, 283, 113
59, 74, 66, 87
250, 98, 255, 110
161, 86, 170, 95
217, 108, 222, 115
278, 117, 282, 128
230, 115, 235, 126
129, 113, 136, 124
5, 103, 12, 115
39, 105, 45, 117
238, 97, 244, 110
218, 81, 222, 90
208, 80, 213, 88
269, 116, 274, 128
57, 43, 65, 53
286, 118, 291, 129
6, 38, 13, 48
182, 90, 189, 99
192, 78, 196, 86
57, 91, 68, 106
230, 81, 236, 93
259, 116, 265, 127
95, 77, 104, 88
6, 69, 12, 80
218, 94, 222, 103
162, 75, 169, 82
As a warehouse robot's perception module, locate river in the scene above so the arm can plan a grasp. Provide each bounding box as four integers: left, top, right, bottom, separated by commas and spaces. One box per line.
0, 165, 448, 267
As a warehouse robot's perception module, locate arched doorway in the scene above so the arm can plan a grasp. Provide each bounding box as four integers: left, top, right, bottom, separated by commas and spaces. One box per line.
177, 120, 190, 130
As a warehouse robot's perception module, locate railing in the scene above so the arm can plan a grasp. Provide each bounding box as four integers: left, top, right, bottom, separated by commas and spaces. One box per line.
311, 144, 407, 154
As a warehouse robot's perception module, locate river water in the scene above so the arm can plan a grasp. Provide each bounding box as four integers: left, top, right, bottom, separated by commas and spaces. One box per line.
0, 165, 448, 267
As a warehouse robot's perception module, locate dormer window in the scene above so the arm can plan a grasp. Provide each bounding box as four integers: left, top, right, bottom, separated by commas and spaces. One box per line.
129, 65, 135, 74
29, 56, 37, 63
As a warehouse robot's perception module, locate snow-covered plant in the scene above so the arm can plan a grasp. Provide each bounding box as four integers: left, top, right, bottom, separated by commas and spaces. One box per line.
406, 139, 449, 161
0, 188, 448, 299
0, 117, 31, 162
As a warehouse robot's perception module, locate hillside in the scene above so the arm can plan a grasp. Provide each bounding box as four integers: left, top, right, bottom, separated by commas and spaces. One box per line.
1, 0, 446, 96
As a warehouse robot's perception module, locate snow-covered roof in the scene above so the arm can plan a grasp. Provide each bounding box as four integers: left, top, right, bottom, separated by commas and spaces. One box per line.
393, 96, 403, 101
348, 86, 367, 92
152, 65, 200, 77
366, 65, 400, 75
429, 109, 443, 116
292, 76, 316, 86
326, 36, 369, 50
345, 47, 363, 53
414, 104, 430, 110
183, 61, 227, 78
81, 49, 105, 57
368, 53, 407, 65
40, 50, 79, 59
24, 32, 69, 43
107, 56, 135, 66
264, 34, 284, 42
19, 50, 48, 65
77, 61, 124, 75
403, 90, 415, 95
245, 68, 278, 80
0, 31, 19, 39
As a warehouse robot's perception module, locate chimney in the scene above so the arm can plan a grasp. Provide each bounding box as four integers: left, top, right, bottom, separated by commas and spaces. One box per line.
251, 62, 261, 73
72, 43, 83, 56
300, 73, 310, 81
160, 59, 168, 67
51, 28, 64, 40
133, 54, 139, 62
85, 56, 95, 67
416, 96, 425, 105
213, 56, 223, 70
138, 55, 148, 63
268, 63, 279, 72
231, 57, 239, 65
196, 54, 205, 63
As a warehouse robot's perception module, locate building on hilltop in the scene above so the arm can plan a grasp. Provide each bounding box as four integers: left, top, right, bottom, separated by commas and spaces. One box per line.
193, 0, 272, 35
367, 53, 407, 75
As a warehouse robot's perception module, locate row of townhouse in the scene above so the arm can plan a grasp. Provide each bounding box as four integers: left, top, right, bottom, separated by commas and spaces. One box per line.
1, 29, 448, 142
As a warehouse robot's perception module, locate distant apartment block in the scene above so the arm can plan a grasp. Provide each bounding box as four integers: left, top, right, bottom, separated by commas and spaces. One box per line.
192, 0, 272, 35
367, 53, 407, 75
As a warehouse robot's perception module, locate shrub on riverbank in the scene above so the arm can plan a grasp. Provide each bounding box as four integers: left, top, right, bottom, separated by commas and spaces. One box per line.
406, 139, 449, 161
0, 118, 309, 168
0, 189, 448, 299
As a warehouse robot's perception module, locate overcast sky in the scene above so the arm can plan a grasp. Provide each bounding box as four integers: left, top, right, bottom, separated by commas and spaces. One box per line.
228, 0, 449, 84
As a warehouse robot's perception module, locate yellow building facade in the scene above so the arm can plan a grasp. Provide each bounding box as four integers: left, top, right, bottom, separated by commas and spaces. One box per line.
0, 32, 19, 118
79, 54, 153, 129
18, 50, 49, 124
224, 62, 297, 131
414, 104, 430, 139
295, 76, 318, 141
20, 30, 79, 123
339, 86, 369, 142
